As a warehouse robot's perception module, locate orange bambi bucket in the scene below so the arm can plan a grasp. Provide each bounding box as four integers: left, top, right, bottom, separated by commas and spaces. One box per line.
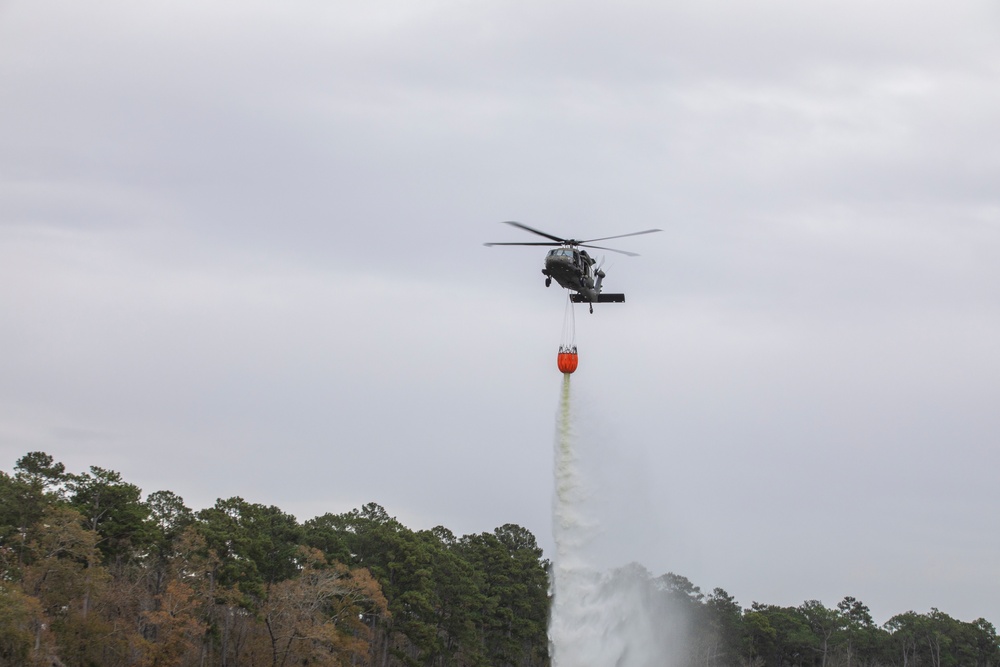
557, 345, 578, 374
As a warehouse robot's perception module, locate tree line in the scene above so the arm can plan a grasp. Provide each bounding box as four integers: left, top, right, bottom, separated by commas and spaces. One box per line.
1, 451, 997, 667
0, 452, 548, 666
640, 570, 999, 667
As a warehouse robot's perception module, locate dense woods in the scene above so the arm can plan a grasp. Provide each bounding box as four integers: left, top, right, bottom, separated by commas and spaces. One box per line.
1, 451, 997, 667
0, 452, 547, 666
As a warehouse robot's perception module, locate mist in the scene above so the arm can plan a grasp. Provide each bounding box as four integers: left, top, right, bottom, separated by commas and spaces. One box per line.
549, 373, 689, 667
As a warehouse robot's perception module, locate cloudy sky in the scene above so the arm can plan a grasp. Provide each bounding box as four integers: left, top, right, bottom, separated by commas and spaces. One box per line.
2, 0, 999, 625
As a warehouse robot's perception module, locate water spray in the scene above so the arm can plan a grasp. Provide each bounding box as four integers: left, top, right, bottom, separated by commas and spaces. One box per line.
549, 320, 683, 666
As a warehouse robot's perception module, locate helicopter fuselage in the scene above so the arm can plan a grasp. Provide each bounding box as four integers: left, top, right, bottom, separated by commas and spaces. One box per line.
543, 246, 601, 301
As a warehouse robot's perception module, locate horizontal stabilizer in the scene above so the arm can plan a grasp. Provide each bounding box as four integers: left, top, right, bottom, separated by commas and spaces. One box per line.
570, 293, 625, 303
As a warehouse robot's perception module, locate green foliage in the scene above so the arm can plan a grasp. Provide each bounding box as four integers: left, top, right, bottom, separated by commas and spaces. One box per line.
144, 489, 195, 564
196, 496, 303, 595
659, 572, 705, 607
146, 489, 194, 537
2, 451, 998, 667
884, 607, 1000, 667
0, 453, 70, 570
456, 525, 549, 666
742, 603, 816, 666
306, 503, 475, 665
303, 505, 550, 667
703, 588, 743, 666
67, 465, 155, 564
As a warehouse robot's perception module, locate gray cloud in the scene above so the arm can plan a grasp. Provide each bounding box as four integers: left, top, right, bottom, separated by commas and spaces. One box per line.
2, 0, 999, 625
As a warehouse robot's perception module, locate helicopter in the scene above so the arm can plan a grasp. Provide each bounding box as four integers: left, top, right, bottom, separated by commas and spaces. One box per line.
485, 221, 661, 313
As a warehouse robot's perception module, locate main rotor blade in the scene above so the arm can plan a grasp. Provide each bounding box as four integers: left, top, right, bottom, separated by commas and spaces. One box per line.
499, 221, 567, 244
579, 228, 662, 244
484, 242, 561, 247
579, 244, 640, 257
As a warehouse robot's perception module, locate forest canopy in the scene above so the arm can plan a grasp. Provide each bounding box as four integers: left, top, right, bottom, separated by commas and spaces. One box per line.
0, 451, 996, 667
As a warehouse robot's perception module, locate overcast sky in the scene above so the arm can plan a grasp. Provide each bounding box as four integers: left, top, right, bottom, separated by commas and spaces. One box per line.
2, 0, 999, 625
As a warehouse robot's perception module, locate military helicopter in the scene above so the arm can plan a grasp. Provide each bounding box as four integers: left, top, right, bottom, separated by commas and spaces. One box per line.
485, 221, 661, 313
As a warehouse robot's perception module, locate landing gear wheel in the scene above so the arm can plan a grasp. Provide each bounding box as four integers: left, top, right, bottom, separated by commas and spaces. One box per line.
545, 277, 552, 287
589, 304, 594, 314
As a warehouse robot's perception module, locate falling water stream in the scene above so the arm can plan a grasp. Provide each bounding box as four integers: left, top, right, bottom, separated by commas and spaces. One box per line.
549, 374, 683, 667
